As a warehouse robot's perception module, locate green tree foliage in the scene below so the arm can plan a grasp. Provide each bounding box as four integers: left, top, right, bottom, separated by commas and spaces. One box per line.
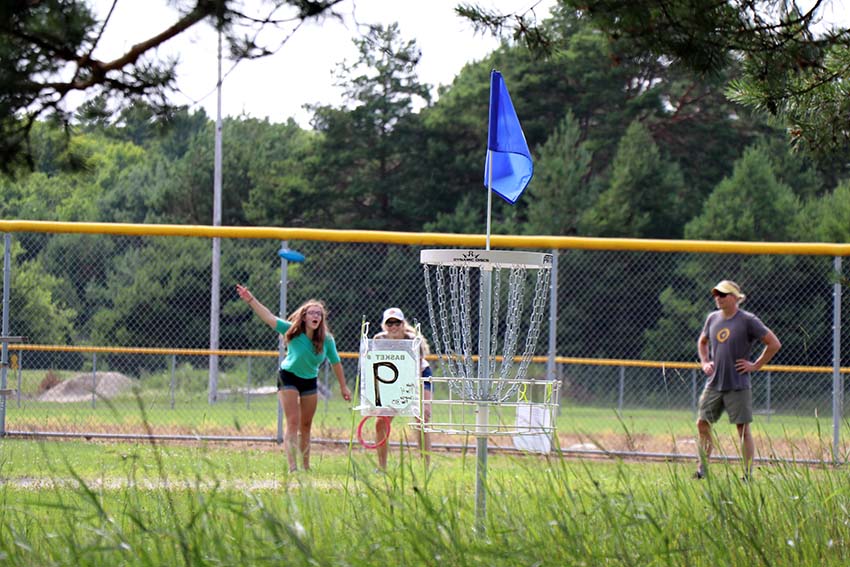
242, 122, 324, 227
89, 238, 214, 349
0, 172, 72, 221
423, 194, 485, 234
3, 241, 76, 345
554, 120, 686, 363
416, 63, 495, 232
797, 181, 850, 243
641, 282, 708, 362
308, 23, 432, 230
2, 2, 849, 377
684, 145, 799, 242
749, 136, 825, 201
151, 117, 311, 226
463, 0, 850, 160
0, 0, 343, 171
525, 112, 594, 236
581, 120, 687, 238
645, 144, 819, 363
87, 237, 280, 372
221, 240, 288, 351
0, 126, 156, 224
41, 234, 117, 334
425, 7, 772, 233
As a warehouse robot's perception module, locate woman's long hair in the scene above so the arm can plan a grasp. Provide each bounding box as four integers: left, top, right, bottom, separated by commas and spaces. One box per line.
285, 299, 330, 354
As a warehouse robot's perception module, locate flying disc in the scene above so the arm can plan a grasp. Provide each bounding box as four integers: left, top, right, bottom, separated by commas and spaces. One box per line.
278, 248, 305, 263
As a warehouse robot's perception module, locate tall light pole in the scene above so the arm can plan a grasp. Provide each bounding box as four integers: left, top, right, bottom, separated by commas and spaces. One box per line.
208, 28, 223, 405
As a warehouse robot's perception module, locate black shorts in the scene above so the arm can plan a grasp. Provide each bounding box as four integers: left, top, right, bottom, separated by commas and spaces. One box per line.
278, 369, 318, 396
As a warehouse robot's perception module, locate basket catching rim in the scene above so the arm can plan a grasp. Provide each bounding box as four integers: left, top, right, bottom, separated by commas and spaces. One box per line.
420, 249, 553, 269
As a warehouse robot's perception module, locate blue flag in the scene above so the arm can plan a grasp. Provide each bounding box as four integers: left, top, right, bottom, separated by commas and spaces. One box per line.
484, 70, 533, 204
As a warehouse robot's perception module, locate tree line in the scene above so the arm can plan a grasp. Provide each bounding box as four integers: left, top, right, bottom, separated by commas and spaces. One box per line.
2, 9, 849, 375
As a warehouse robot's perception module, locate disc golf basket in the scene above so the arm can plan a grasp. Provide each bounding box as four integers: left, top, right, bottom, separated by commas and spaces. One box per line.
421, 249, 560, 529
419, 249, 560, 441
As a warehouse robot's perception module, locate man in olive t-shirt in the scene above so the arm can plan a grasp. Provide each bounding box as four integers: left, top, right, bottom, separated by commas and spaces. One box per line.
695, 280, 781, 480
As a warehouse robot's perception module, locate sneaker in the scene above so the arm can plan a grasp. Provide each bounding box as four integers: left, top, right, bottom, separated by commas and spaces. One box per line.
693, 470, 705, 480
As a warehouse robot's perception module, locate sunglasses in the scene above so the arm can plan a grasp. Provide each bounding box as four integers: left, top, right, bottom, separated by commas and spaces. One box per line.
385, 320, 402, 327
713, 292, 730, 298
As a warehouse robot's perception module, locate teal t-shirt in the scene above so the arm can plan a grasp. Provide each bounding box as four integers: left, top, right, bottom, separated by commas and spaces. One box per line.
275, 319, 341, 379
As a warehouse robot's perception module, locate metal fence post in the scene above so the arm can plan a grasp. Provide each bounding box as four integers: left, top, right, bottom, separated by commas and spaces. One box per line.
15, 352, 22, 408
246, 357, 252, 410
547, 249, 558, 382
618, 366, 625, 411
91, 353, 97, 409
277, 397, 284, 444
832, 256, 843, 464
323, 362, 330, 414
170, 354, 176, 410
691, 369, 697, 416
765, 371, 772, 423
277, 240, 288, 445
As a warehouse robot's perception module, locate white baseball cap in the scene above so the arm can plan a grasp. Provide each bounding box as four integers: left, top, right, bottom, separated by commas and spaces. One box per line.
381, 307, 405, 325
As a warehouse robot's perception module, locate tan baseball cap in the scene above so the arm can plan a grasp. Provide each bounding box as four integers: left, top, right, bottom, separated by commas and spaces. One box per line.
712, 280, 746, 302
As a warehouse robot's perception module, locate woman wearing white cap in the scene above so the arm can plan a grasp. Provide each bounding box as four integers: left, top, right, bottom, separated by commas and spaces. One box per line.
374, 307, 433, 470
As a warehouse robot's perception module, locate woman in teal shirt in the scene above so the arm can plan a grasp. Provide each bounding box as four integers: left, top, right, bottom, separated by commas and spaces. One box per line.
237, 284, 351, 472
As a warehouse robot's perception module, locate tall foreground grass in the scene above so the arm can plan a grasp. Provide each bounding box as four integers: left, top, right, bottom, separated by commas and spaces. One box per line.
1, 438, 850, 566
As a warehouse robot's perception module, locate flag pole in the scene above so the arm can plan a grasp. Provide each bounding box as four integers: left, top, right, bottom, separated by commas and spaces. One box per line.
486, 150, 493, 251
477, 147, 494, 533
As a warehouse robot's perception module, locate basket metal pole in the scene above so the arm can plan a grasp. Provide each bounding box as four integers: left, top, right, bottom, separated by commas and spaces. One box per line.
475, 268, 493, 532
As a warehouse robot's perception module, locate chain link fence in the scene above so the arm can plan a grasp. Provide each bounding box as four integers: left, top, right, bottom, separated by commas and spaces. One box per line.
0, 224, 847, 463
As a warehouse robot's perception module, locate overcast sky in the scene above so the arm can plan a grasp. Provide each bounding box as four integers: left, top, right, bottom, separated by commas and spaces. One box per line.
90, 0, 555, 127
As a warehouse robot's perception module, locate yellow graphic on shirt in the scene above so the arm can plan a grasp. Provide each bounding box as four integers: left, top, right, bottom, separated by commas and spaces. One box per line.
716, 328, 730, 343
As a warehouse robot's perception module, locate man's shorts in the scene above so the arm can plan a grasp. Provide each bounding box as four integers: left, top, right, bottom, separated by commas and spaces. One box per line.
697, 387, 753, 424
278, 369, 318, 396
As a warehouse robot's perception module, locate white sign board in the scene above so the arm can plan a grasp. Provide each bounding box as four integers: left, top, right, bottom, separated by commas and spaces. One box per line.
358, 337, 421, 417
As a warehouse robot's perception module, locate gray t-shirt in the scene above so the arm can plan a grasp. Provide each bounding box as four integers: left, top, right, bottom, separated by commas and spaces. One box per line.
701, 309, 769, 391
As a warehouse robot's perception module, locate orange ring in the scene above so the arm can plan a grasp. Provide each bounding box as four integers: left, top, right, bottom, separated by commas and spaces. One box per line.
356, 415, 392, 449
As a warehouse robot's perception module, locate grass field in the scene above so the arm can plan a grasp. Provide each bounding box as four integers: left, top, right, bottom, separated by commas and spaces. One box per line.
7, 363, 843, 453
6, 387, 843, 464
2, 435, 850, 566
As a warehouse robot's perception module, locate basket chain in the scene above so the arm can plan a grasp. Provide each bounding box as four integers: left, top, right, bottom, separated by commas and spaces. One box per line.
422, 264, 449, 377
460, 266, 475, 391
493, 266, 527, 399
513, 267, 552, 385
422, 254, 552, 404
488, 267, 502, 380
